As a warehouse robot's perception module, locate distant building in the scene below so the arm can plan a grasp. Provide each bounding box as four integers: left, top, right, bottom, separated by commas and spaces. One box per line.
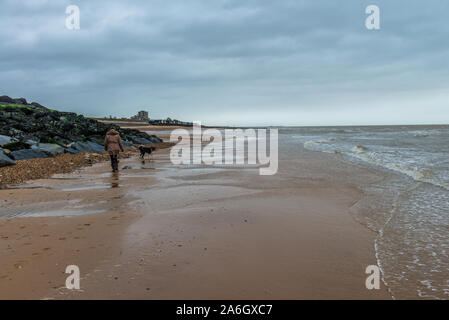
131, 110, 149, 121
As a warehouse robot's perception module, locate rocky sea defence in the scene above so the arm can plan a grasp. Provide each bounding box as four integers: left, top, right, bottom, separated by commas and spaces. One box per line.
0, 95, 162, 167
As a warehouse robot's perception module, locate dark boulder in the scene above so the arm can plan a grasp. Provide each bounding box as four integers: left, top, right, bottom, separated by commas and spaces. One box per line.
34, 143, 65, 156
131, 137, 152, 145
25, 139, 39, 146
149, 135, 163, 143
30, 102, 45, 108
87, 135, 104, 145
0, 148, 16, 167
71, 141, 104, 153
122, 140, 135, 147
0, 95, 15, 104
2, 141, 31, 151
64, 148, 79, 154
0, 135, 14, 147
71, 142, 90, 152
86, 141, 104, 153
10, 149, 48, 160
13, 98, 28, 105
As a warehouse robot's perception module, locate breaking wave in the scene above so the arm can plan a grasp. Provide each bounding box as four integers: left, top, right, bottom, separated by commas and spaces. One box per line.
296, 125, 449, 299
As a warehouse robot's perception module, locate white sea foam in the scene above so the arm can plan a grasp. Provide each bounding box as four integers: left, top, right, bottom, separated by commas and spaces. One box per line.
297, 125, 449, 299
303, 137, 447, 191
352, 145, 368, 153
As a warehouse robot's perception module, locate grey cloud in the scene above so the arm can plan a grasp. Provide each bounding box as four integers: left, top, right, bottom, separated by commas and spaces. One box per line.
0, 0, 448, 125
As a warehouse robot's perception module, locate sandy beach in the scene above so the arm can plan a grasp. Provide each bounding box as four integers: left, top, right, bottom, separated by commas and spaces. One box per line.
3, 0, 449, 303
0, 129, 391, 300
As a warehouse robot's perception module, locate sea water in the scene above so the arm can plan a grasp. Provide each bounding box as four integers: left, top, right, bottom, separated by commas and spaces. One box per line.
283, 125, 448, 299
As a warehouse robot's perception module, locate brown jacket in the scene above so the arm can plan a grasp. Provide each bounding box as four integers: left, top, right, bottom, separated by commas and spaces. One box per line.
104, 129, 124, 154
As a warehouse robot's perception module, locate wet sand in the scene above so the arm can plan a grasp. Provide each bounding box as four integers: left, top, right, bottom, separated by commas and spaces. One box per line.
0, 143, 391, 299
120, 125, 192, 131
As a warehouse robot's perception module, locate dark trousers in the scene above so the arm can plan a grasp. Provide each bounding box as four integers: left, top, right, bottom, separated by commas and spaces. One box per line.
110, 155, 118, 171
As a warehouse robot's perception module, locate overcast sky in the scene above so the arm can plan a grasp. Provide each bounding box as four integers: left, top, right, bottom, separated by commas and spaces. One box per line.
1, 0, 448, 126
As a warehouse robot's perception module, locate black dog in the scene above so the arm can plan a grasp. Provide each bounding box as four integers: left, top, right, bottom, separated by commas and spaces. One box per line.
139, 145, 156, 160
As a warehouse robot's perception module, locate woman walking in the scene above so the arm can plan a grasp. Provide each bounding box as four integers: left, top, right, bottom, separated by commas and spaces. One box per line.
104, 128, 124, 172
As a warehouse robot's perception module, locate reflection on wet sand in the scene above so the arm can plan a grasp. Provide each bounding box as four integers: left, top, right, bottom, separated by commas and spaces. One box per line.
0, 155, 162, 219
110, 172, 120, 188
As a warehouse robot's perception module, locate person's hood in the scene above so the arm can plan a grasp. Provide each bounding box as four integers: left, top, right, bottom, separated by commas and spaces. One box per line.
107, 129, 119, 135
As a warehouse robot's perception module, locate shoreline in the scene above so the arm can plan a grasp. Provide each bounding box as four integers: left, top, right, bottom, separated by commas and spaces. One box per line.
0, 136, 392, 299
